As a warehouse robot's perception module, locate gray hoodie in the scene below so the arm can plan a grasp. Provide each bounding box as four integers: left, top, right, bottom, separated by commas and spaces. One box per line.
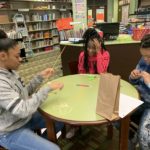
0, 68, 51, 134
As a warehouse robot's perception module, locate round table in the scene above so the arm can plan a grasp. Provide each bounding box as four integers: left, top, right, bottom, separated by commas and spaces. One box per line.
39, 74, 139, 150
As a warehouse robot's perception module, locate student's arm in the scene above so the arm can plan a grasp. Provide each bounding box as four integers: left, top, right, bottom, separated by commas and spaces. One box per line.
97, 50, 110, 73
26, 68, 54, 95
26, 75, 44, 96
129, 58, 143, 85
0, 80, 62, 118
140, 71, 150, 89
146, 82, 150, 89
129, 69, 140, 85
78, 51, 86, 74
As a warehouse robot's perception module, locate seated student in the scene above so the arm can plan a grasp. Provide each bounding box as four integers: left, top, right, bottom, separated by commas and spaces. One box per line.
78, 28, 110, 74
0, 29, 64, 150
129, 34, 150, 150
66, 28, 110, 139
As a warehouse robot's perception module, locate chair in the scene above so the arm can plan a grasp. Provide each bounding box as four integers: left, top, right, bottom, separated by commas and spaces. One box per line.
0, 146, 6, 150
68, 61, 78, 74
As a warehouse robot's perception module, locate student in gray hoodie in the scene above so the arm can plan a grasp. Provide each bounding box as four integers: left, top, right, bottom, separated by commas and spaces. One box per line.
0, 29, 63, 150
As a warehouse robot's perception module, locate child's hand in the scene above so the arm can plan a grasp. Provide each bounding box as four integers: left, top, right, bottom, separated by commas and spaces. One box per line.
140, 71, 150, 84
93, 39, 100, 53
40, 68, 54, 79
130, 69, 141, 79
47, 82, 64, 91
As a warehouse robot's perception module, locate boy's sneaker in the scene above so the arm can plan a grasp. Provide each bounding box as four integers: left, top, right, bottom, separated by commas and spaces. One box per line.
66, 127, 79, 139
128, 132, 139, 150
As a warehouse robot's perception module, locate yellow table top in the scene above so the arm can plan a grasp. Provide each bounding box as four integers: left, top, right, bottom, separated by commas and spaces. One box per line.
40, 74, 139, 123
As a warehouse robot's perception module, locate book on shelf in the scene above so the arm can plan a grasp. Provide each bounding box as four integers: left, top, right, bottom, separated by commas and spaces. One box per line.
59, 29, 85, 41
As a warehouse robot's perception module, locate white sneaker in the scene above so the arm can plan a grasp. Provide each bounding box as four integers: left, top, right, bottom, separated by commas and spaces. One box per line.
66, 127, 78, 139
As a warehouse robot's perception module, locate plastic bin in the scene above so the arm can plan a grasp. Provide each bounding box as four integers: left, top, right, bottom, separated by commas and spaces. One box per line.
132, 28, 150, 41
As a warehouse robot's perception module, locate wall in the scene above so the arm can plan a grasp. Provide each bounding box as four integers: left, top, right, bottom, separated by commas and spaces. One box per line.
107, 0, 114, 22
107, 0, 138, 22
129, 0, 138, 14
72, 0, 87, 30
107, 0, 119, 22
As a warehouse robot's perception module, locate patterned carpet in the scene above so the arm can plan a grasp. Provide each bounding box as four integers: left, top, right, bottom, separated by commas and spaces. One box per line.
58, 125, 119, 150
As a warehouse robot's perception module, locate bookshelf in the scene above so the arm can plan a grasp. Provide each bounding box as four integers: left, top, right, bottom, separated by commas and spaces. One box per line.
0, 0, 72, 54
0, 0, 72, 82
129, 7, 150, 25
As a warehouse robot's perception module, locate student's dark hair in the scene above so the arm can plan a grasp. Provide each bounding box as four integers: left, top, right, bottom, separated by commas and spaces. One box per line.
82, 28, 106, 72
0, 29, 17, 52
141, 34, 150, 49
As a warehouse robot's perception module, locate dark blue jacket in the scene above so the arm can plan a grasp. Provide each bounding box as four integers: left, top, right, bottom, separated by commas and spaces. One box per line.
129, 57, 150, 105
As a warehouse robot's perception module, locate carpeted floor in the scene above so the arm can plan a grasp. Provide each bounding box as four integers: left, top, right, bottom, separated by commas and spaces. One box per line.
58, 125, 119, 150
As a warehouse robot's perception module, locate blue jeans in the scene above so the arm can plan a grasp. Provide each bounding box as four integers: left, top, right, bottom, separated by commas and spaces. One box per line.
0, 111, 64, 150
139, 108, 150, 150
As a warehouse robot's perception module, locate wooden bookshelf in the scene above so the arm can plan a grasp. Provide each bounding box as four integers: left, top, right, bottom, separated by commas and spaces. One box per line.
10, 0, 72, 3
0, 0, 72, 54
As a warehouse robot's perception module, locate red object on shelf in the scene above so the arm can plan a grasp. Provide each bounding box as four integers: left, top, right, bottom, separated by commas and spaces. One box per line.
56, 17, 73, 31
44, 46, 52, 51
132, 28, 150, 41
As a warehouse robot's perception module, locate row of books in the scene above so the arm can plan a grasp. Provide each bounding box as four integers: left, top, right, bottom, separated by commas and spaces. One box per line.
27, 29, 58, 39
28, 22, 56, 31
25, 37, 59, 50
25, 13, 56, 22
59, 29, 85, 41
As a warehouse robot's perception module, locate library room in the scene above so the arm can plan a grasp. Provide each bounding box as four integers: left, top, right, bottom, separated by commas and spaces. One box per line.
0, 0, 150, 150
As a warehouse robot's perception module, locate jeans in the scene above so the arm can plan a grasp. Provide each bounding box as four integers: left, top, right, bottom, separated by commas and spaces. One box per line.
139, 109, 150, 150
0, 111, 64, 150
129, 102, 150, 150
112, 104, 147, 150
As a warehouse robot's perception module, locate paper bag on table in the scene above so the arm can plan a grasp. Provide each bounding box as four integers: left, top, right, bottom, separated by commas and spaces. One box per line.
96, 73, 121, 120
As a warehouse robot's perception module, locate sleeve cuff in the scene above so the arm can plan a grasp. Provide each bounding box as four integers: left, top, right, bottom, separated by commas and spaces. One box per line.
146, 83, 150, 88
36, 74, 44, 82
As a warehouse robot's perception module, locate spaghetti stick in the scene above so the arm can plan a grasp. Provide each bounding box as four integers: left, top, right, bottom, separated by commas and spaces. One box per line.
52, 46, 66, 68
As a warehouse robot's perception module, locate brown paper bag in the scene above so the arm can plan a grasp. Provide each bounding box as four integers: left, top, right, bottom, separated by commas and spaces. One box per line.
96, 73, 121, 120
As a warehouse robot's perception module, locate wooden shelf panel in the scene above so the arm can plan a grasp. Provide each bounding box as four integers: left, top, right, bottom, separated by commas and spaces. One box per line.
0, 22, 14, 25
25, 37, 53, 42
28, 27, 57, 32
0, 20, 58, 25
26, 19, 57, 23
29, 43, 59, 50
0, 8, 71, 11
10, 0, 72, 3
129, 21, 150, 23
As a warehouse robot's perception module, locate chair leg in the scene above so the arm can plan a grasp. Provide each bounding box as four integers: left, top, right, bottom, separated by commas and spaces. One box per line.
79, 126, 82, 134
107, 124, 113, 139
61, 126, 66, 138
0, 146, 7, 150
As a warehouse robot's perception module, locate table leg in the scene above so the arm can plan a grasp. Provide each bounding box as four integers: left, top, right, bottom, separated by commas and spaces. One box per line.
44, 117, 57, 143
107, 124, 113, 139
119, 115, 130, 150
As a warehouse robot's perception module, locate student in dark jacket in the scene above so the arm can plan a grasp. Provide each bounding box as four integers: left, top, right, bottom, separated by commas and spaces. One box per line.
129, 34, 150, 150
